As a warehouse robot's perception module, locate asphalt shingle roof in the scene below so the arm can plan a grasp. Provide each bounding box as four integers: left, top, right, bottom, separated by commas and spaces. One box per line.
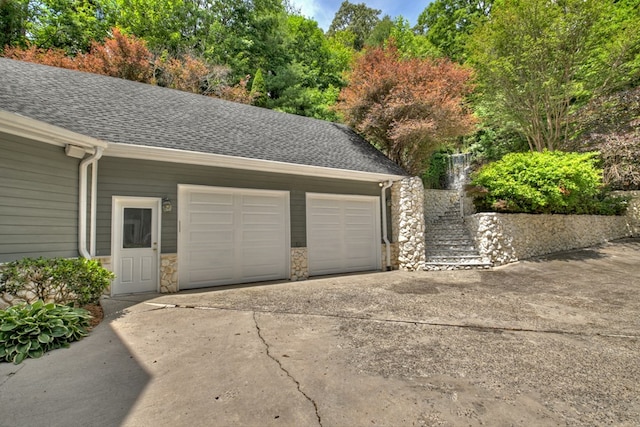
0, 58, 406, 176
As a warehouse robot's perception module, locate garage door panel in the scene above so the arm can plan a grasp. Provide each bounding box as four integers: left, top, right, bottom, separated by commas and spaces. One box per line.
190, 191, 233, 204
189, 211, 234, 225
307, 193, 381, 277
179, 186, 289, 289
188, 267, 234, 284
242, 214, 282, 224
188, 230, 234, 244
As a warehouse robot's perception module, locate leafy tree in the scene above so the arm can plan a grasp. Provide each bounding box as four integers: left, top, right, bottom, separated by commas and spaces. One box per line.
28, 0, 115, 53
569, 87, 640, 190
79, 28, 153, 81
250, 67, 267, 106
469, 0, 607, 152
416, 0, 492, 62
365, 15, 393, 47
326, 30, 356, 76
387, 17, 439, 59
578, 0, 640, 95
0, 0, 30, 50
262, 13, 347, 120
154, 54, 211, 93
114, 0, 230, 56
327, 1, 381, 51
337, 43, 477, 175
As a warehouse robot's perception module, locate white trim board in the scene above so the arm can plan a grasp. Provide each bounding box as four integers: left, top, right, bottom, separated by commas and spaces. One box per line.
106, 143, 405, 183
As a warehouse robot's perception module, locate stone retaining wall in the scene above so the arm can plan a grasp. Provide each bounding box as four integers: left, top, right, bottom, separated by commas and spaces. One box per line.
615, 191, 640, 236
465, 213, 633, 265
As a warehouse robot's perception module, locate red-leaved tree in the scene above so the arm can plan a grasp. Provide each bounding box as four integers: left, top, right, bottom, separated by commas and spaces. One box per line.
337, 43, 477, 175
3, 28, 254, 103
79, 28, 153, 82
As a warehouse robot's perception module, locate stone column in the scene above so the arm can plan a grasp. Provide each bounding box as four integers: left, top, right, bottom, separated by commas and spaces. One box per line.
391, 177, 426, 271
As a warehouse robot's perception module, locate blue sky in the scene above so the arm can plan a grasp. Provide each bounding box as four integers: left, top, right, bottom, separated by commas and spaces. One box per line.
289, 1, 433, 31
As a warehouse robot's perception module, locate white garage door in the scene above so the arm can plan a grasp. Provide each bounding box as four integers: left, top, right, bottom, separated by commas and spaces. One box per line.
178, 185, 289, 289
306, 193, 381, 276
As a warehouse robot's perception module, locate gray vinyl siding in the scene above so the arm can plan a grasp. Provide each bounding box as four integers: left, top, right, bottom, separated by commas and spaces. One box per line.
0, 134, 79, 263
96, 157, 382, 256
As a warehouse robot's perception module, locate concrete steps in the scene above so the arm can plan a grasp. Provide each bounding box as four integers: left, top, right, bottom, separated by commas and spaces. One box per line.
425, 205, 491, 271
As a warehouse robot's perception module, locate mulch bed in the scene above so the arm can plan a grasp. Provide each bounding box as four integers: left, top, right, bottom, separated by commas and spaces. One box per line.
83, 303, 104, 329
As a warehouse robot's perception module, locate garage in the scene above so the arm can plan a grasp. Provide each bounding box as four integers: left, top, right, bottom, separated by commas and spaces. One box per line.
178, 185, 290, 289
306, 193, 381, 276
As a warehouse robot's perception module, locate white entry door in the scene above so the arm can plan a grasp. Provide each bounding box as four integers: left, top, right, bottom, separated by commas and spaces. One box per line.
111, 197, 160, 295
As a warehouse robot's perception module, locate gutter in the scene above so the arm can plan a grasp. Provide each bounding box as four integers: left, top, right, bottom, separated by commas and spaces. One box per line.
79, 147, 104, 259
381, 180, 393, 270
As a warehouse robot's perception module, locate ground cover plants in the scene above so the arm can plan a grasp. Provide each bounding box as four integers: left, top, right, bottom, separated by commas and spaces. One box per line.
0, 257, 113, 363
0, 300, 91, 364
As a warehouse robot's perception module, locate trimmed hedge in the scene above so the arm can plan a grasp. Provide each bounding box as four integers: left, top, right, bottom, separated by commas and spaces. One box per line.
469, 151, 628, 215
0, 257, 114, 306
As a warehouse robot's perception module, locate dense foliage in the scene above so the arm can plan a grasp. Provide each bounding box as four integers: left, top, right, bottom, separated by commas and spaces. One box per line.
1, 0, 638, 175
468, 0, 640, 152
568, 87, 640, 190
422, 149, 453, 190
469, 151, 627, 215
0, 301, 91, 364
0, 257, 114, 306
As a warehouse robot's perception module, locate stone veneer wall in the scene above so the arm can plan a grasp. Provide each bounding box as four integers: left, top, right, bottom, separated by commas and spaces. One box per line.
614, 191, 640, 236
160, 254, 178, 293
465, 213, 634, 265
391, 177, 426, 271
290, 248, 309, 281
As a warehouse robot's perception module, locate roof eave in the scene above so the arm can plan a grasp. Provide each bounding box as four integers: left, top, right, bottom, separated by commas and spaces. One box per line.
0, 110, 108, 150
105, 142, 407, 183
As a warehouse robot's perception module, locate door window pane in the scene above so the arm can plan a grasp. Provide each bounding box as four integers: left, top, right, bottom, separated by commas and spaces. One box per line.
123, 208, 152, 248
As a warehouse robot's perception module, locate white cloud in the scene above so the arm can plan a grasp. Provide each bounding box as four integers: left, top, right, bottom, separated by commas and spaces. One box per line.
289, 0, 333, 30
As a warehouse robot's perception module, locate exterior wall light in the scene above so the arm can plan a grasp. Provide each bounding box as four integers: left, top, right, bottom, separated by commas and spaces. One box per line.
162, 198, 173, 213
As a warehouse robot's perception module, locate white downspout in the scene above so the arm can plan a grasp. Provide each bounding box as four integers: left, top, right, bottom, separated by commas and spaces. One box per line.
381, 180, 393, 270
90, 153, 99, 256
79, 147, 104, 259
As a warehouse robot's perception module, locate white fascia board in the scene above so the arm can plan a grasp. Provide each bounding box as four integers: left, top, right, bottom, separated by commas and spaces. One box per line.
0, 110, 108, 150
105, 142, 407, 183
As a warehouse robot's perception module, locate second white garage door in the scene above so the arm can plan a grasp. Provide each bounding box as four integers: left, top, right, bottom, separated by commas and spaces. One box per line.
306, 193, 381, 276
178, 185, 289, 289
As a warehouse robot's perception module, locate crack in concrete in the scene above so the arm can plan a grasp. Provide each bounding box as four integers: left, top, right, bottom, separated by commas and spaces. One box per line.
0, 364, 25, 386
144, 302, 640, 340
252, 311, 323, 427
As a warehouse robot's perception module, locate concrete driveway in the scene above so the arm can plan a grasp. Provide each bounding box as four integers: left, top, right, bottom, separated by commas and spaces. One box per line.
1, 238, 639, 426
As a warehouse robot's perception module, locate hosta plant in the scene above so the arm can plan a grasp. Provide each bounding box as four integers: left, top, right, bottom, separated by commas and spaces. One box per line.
0, 301, 92, 364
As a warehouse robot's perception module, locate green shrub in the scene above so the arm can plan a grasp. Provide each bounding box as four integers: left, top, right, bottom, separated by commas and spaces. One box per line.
422, 150, 452, 189
0, 257, 114, 306
0, 301, 91, 364
469, 151, 628, 215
